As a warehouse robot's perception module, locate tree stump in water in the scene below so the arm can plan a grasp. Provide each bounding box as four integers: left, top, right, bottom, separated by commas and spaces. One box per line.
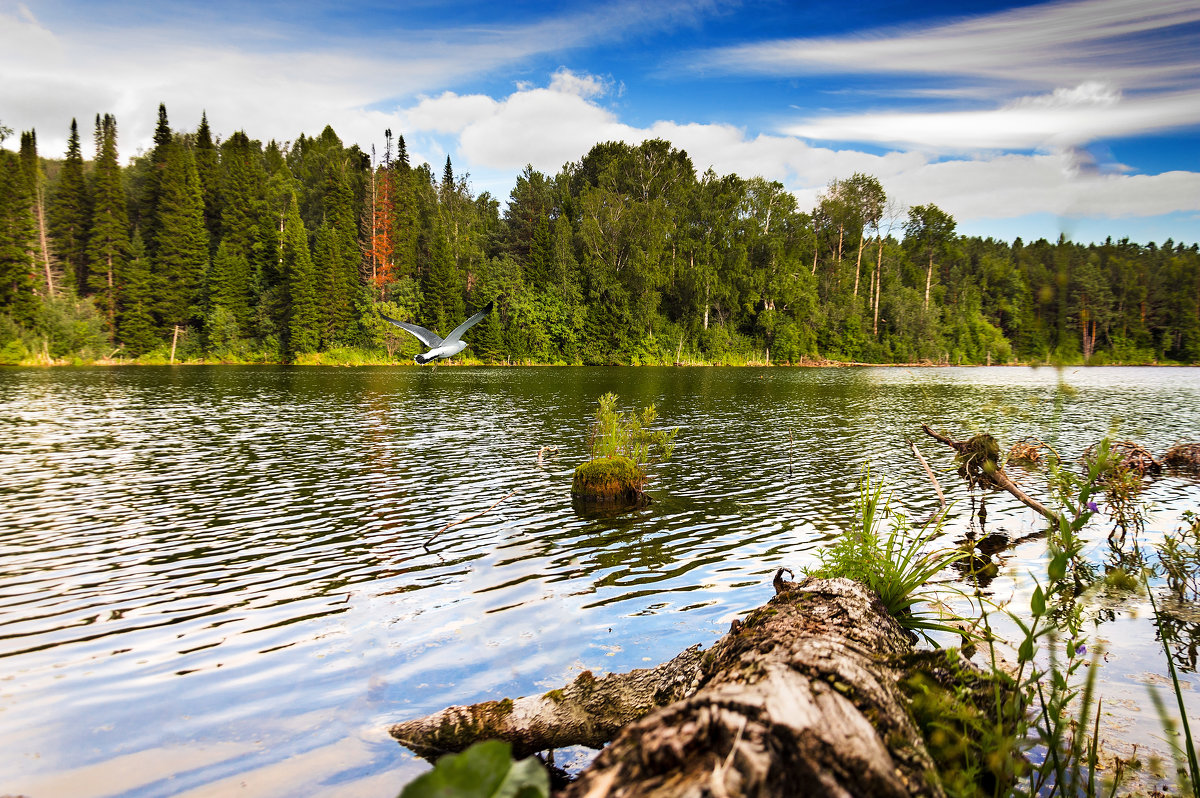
391, 575, 1010, 797
571, 455, 647, 507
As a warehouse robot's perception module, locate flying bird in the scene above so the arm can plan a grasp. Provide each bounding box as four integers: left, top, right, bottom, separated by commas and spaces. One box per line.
381, 301, 494, 364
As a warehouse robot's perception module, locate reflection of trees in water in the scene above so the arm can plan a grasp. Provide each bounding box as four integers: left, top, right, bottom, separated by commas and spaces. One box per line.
1156, 607, 1200, 674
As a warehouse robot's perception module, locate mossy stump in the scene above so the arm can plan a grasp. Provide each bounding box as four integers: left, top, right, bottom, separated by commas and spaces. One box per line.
571, 455, 644, 506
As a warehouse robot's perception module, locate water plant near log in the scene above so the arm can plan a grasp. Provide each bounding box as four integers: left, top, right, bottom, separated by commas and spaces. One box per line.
571, 392, 677, 503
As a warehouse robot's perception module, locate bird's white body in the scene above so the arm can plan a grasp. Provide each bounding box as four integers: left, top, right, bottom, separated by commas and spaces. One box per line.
381, 301, 493, 364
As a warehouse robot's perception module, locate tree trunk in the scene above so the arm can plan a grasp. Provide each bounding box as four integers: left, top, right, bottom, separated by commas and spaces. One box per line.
35, 187, 54, 296
391, 575, 992, 797
924, 253, 933, 311
873, 237, 884, 337
853, 232, 865, 298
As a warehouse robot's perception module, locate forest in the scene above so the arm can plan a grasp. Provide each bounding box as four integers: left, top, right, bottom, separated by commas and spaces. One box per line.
1, 106, 1198, 366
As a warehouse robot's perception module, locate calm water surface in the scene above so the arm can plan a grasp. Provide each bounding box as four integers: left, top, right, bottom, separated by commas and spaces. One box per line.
2, 366, 1198, 796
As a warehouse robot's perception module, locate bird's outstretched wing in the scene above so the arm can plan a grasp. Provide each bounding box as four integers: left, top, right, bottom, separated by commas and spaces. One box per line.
381, 315, 443, 347
443, 300, 495, 344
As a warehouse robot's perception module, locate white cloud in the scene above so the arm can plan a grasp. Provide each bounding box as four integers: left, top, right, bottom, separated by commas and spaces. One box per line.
702, 0, 1200, 92
397, 75, 1200, 227
786, 84, 1200, 151
0, 0, 716, 160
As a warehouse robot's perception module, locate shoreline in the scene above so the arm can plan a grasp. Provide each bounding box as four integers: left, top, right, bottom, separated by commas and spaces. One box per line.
4, 357, 1195, 369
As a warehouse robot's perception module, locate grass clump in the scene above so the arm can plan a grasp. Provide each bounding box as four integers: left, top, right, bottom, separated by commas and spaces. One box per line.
806, 469, 966, 639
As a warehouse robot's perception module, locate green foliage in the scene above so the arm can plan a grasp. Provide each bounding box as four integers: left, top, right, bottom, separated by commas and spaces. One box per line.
588, 392, 677, 470
3, 110, 1198, 365
397, 740, 549, 798
900, 650, 1023, 798
1158, 511, 1200, 602
805, 469, 966, 637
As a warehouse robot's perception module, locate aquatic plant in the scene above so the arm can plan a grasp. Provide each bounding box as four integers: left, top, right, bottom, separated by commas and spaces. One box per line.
806, 469, 967, 639
574, 393, 677, 502
587, 392, 677, 469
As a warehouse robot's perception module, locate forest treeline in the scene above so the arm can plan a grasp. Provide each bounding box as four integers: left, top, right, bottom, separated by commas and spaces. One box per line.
1, 106, 1198, 366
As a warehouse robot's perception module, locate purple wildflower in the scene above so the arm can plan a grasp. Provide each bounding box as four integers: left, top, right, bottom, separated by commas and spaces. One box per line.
1085, 501, 1099, 513
1075, 644, 1087, 656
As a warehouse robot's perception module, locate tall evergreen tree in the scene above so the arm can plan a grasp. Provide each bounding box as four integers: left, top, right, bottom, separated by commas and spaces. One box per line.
154, 137, 209, 332
422, 215, 462, 335
281, 192, 319, 356
86, 114, 131, 332
0, 149, 38, 325
18, 130, 55, 296
194, 112, 221, 244
218, 131, 269, 334
50, 119, 91, 295
117, 230, 160, 355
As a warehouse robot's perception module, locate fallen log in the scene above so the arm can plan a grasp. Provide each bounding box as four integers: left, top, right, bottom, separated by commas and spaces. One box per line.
390, 643, 705, 759
920, 423, 1055, 520
392, 575, 1013, 797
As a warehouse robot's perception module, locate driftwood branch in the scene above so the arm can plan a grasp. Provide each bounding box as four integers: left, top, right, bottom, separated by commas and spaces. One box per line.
910, 440, 946, 510
390, 643, 705, 759
426, 489, 517, 549
920, 424, 1055, 520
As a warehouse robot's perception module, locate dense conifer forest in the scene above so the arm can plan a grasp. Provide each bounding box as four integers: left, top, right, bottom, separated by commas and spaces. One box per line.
1, 107, 1197, 365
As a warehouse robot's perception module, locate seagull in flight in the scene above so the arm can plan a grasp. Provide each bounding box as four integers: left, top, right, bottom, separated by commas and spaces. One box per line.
381, 301, 494, 364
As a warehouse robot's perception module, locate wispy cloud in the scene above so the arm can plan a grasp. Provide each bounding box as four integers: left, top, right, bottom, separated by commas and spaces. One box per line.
702, 0, 1200, 92
786, 83, 1200, 150
0, 0, 718, 158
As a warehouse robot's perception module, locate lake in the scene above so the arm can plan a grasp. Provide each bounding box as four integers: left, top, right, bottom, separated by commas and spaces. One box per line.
2, 365, 1198, 796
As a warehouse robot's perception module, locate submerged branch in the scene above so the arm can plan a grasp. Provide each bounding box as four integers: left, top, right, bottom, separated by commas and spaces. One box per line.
920, 423, 1055, 521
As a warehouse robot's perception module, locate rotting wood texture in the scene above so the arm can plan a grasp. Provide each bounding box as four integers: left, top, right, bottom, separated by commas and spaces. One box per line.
393, 575, 954, 797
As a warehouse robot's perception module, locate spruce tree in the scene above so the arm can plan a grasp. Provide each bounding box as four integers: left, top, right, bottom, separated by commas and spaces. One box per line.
218, 131, 269, 334
0, 149, 38, 325
422, 216, 461, 334
194, 112, 221, 244
281, 192, 319, 356
86, 114, 131, 333
17, 130, 54, 296
50, 119, 91, 294
153, 138, 209, 332
320, 160, 359, 342
117, 230, 160, 356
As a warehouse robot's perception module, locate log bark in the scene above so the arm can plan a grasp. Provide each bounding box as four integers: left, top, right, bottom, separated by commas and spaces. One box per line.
390, 644, 705, 760
920, 423, 1055, 520
392, 575, 961, 797
561, 576, 942, 798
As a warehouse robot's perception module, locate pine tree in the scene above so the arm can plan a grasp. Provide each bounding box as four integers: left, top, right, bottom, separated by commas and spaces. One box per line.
194, 112, 221, 244
0, 149, 38, 325
18, 130, 55, 296
317, 159, 359, 343
422, 215, 461, 334
218, 131, 270, 334
50, 119, 90, 295
208, 238, 252, 327
281, 192, 319, 356
86, 114, 131, 333
154, 138, 209, 331
391, 134, 418, 283
117, 230, 160, 355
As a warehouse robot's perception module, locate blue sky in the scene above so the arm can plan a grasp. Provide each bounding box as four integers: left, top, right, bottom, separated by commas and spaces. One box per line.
3, 0, 1199, 245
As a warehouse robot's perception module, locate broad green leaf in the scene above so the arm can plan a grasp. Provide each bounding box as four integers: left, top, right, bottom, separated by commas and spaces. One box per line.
399, 740, 550, 798
1031, 585, 1046, 617
1048, 553, 1067, 582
